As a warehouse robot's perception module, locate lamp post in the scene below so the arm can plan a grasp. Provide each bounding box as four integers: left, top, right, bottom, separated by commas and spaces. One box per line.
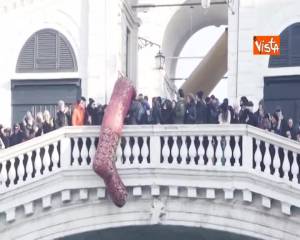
138, 37, 165, 69
155, 50, 165, 70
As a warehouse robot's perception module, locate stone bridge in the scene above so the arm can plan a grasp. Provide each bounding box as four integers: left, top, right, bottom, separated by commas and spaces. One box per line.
0, 125, 300, 240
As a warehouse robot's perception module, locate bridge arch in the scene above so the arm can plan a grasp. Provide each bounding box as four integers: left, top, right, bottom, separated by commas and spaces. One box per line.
1, 168, 300, 240
162, 0, 228, 79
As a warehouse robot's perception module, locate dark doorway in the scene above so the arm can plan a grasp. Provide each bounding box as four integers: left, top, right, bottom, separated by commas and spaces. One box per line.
11, 79, 81, 124
264, 75, 300, 121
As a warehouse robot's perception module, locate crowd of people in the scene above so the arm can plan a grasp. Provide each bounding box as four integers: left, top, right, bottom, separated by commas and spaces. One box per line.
1, 89, 300, 149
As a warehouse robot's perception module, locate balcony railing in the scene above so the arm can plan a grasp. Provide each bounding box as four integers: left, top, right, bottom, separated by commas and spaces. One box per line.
0, 124, 300, 194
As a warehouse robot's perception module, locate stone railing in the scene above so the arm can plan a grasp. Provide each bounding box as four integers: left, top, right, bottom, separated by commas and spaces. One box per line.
1, 124, 300, 195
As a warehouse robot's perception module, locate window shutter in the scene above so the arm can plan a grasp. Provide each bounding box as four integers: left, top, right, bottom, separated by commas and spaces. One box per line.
16, 29, 77, 73
269, 31, 289, 67
290, 25, 300, 66
35, 31, 57, 70
16, 36, 35, 72
58, 37, 75, 71
269, 23, 300, 68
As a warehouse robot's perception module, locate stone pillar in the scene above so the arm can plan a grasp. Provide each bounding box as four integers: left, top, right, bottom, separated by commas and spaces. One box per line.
228, 0, 262, 108
86, 0, 107, 104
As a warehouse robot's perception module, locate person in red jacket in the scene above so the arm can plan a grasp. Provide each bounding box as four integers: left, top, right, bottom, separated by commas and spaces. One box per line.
72, 97, 86, 126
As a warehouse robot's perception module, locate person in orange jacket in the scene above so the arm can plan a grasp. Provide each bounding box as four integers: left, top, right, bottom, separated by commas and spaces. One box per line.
72, 97, 87, 126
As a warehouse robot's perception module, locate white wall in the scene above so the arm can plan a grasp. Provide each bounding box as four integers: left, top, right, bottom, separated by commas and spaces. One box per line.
0, 0, 82, 126
2, 0, 299, 125
228, 0, 300, 108
136, 3, 179, 98
0, 0, 139, 126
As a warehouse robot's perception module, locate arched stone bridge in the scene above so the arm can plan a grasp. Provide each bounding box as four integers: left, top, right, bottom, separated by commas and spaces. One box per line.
0, 125, 300, 239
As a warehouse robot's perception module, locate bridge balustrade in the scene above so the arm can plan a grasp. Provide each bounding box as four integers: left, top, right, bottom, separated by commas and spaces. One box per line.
0, 125, 299, 193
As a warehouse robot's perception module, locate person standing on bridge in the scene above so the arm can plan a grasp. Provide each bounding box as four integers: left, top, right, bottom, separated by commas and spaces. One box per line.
72, 97, 87, 126
55, 100, 70, 129
174, 89, 186, 124
218, 99, 231, 124
184, 94, 197, 124
196, 91, 207, 124
9, 123, 24, 146
0, 132, 5, 150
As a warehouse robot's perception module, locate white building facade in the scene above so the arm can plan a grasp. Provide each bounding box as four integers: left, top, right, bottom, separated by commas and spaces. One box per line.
228, 0, 300, 120
0, 0, 139, 125
0, 0, 300, 124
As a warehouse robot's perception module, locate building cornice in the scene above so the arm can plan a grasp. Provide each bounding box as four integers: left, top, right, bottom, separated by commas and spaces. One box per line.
121, 0, 141, 28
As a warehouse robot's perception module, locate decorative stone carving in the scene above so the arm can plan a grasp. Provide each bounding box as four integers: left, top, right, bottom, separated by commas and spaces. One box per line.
150, 198, 166, 224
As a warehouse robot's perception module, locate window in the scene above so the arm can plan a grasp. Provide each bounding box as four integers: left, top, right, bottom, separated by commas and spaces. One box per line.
16, 29, 78, 73
264, 75, 300, 121
269, 23, 300, 68
11, 79, 81, 123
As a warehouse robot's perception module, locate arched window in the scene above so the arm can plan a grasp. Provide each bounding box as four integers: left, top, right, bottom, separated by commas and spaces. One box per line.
269, 23, 300, 68
16, 29, 78, 73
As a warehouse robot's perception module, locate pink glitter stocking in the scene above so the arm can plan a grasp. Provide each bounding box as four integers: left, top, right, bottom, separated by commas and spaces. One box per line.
93, 77, 136, 207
